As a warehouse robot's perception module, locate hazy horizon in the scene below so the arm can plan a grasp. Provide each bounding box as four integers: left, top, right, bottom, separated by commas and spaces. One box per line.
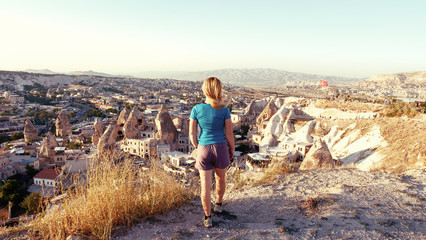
1, 1, 426, 78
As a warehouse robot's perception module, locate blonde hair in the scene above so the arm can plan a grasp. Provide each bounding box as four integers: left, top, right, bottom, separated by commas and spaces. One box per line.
202, 77, 223, 109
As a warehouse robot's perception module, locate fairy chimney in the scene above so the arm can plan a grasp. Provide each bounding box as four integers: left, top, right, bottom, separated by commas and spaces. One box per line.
38, 132, 59, 160
117, 108, 131, 127
123, 107, 146, 139
55, 110, 72, 137
97, 124, 118, 154
256, 100, 278, 127
24, 119, 38, 142
173, 117, 189, 136
92, 118, 106, 145
299, 137, 334, 170
155, 105, 178, 145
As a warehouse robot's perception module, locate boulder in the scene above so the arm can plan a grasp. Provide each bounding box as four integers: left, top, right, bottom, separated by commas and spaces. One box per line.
92, 118, 106, 145
24, 119, 38, 142
299, 138, 334, 170
38, 132, 59, 159
55, 110, 72, 137
155, 105, 178, 145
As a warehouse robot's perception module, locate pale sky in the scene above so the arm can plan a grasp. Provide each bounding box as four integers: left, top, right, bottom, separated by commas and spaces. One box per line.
1, 0, 425, 78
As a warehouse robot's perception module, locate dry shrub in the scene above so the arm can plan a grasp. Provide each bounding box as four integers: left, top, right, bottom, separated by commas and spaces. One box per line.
253, 160, 292, 186
29, 151, 193, 240
382, 101, 419, 118
0, 207, 8, 222
301, 197, 319, 214
229, 160, 292, 189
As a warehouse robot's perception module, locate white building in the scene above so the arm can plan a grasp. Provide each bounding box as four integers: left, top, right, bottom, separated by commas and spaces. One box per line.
33, 169, 60, 187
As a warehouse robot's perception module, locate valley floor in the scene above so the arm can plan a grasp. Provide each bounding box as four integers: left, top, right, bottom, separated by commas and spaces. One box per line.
114, 168, 425, 240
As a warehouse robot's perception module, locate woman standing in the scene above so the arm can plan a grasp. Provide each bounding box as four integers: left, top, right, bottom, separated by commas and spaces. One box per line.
189, 77, 235, 228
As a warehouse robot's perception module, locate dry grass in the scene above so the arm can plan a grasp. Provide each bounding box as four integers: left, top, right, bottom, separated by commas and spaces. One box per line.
19, 151, 194, 240
318, 117, 426, 173
229, 160, 292, 189
314, 100, 383, 112
372, 118, 426, 173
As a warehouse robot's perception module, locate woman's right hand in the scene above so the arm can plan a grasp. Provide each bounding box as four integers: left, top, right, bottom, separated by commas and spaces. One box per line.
229, 147, 234, 160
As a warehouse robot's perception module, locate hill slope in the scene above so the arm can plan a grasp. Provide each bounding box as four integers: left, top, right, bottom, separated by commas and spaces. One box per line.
117, 169, 425, 240
356, 71, 426, 89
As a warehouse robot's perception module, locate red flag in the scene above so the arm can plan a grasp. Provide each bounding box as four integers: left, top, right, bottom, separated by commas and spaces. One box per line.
320, 80, 328, 87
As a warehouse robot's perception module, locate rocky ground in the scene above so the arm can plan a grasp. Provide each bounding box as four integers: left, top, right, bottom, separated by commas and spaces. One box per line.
113, 168, 426, 240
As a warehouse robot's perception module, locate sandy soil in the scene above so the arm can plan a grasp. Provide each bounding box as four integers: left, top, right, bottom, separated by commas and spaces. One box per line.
114, 169, 425, 240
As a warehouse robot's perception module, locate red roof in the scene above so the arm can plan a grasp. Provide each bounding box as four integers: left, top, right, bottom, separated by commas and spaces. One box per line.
34, 169, 60, 180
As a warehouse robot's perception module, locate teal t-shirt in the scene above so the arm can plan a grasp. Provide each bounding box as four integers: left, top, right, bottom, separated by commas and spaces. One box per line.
190, 103, 231, 145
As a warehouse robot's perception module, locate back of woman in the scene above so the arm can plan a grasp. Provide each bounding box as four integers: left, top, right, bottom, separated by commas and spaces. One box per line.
189, 77, 235, 228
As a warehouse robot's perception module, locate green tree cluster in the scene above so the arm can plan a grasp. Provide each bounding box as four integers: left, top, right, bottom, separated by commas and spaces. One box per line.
0, 179, 27, 206
25, 109, 56, 125
20, 192, 42, 214
86, 109, 106, 118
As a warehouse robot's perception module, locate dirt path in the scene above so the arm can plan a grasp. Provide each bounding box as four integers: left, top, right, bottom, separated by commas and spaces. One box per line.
114, 169, 426, 240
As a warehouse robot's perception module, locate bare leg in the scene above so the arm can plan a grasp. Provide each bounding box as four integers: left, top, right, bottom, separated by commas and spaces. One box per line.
199, 169, 213, 216
214, 167, 227, 203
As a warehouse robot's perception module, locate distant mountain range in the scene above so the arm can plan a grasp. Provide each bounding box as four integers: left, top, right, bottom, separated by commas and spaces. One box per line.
24, 68, 366, 86
24, 69, 124, 78
134, 68, 364, 86
2, 68, 425, 90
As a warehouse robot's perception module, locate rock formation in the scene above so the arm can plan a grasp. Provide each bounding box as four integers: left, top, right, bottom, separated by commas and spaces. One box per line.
46, 88, 55, 98
38, 132, 59, 159
97, 124, 118, 154
293, 121, 315, 144
299, 138, 334, 170
173, 117, 189, 136
24, 119, 38, 142
155, 105, 178, 145
55, 110, 72, 137
92, 118, 106, 145
244, 100, 267, 116
256, 100, 278, 128
117, 108, 131, 127
123, 107, 146, 139
259, 105, 291, 147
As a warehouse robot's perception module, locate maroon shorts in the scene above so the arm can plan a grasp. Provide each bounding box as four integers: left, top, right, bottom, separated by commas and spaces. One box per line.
196, 142, 230, 170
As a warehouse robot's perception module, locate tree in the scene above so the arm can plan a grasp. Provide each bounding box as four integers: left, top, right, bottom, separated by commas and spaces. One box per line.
240, 125, 250, 136
20, 192, 42, 214
105, 108, 118, 114
0, 179, 27, 206
69, 141, 82, 149
25, 164, 39, 178
11, 132, 24, 140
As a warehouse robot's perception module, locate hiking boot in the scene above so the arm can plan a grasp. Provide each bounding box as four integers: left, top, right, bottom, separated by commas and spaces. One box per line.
213, 203, 223, 213
203, 216, 212, 228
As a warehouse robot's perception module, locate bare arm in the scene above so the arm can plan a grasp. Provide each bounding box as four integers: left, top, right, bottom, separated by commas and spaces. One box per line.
189, 118, 198, 148
225, 118, 235, 159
